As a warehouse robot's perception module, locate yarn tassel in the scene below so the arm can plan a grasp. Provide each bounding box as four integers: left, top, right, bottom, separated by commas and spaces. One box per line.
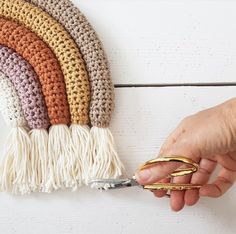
70, 124, 91, 187
48, 124, 75, 190
29, 129, 48, 192
0, 126, 31, 195
90, 127, 124, 188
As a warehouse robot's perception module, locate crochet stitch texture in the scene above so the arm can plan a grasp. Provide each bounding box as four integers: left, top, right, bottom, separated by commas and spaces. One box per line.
27, 0, 115, 128
0, 71, 26, 128
0, 0, 125, 192
25, 0, 124, 182
0, 18, 70, 126
0, 0, 90, 125
0, 45, 49, 129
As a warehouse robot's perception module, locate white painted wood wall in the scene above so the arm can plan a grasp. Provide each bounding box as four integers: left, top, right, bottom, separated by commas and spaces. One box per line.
0, 0, 236, 233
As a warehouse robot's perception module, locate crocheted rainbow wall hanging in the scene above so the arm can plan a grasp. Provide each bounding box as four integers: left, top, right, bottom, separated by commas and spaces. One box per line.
0, 0, 124, 194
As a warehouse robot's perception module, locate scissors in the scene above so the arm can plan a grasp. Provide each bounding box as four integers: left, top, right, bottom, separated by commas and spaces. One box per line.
90, 156, 202, 192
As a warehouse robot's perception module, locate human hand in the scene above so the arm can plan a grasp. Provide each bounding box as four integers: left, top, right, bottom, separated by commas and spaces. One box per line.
135, 98, 236, 211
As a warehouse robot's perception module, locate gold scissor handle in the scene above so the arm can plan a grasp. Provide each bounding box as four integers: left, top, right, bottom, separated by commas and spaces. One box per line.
139, 156, 201, 191
144, 183, 202, 191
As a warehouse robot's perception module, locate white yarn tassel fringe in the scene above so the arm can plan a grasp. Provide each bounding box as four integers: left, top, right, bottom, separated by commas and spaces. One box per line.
30, 129, 48, 192
90, 127, 124, 189
70, 124, 90, 187
0, 127, 31, 195
48, 124, 75, 190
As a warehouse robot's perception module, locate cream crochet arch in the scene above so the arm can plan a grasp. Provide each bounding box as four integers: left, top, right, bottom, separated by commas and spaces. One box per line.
0, 72, 26, 128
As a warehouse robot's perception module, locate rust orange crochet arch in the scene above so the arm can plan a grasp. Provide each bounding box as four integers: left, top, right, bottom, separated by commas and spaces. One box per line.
0, 17, 73, 192
0, 18, 70, 125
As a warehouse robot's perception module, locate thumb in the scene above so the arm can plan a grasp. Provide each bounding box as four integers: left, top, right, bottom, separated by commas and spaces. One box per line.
135, 161, 181, 185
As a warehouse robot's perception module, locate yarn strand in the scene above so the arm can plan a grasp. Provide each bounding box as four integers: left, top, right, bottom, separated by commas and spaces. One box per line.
48, 125, 75, 190
29, 129, 49, 192
70, 124, 91, 186
0, 72, 31, 194
90, 127, 124, 188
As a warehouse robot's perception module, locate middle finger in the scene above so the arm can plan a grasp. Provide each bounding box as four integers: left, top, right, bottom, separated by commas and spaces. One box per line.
170, 173, 192, 211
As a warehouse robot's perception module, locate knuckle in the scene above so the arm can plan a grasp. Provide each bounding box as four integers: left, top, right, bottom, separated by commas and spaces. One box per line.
218, 176, 234, 186
198, 167, 211, 176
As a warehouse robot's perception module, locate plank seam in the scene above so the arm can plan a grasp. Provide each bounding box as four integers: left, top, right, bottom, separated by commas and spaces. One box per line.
115, 83, 236, 88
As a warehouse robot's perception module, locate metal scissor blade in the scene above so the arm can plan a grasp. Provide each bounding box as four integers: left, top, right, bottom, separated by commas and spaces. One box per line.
89, 178, 140, 190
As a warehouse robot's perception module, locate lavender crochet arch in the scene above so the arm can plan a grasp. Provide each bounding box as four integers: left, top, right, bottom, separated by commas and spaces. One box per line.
0, 45, 50, 129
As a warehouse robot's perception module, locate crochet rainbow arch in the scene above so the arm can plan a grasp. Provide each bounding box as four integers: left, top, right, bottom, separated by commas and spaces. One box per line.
0, 0, 124, 194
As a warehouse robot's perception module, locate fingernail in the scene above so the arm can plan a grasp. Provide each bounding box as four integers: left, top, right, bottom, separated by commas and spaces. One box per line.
136, 169, 151, 182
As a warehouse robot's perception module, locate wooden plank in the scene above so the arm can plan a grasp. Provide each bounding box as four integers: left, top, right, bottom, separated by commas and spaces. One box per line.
0, 87, 236, 234
77, 0, 236, 85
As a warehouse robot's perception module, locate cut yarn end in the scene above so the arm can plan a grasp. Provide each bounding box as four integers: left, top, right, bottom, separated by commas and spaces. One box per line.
70, 124, 90, 187
90, 126, 124, 189
29, 128, 48, 193
0, 126, 31, 195
48, 124, 75, 191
